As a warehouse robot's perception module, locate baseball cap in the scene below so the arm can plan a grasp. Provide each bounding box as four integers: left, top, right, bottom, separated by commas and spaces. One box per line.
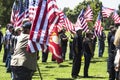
22, 22, 32, 29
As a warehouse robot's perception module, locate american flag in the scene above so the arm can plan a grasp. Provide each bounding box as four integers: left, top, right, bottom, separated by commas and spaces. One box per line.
29, 0, 40, 22
94, 12, 103, 37
76, 9, 89, 32
27, 0, 59, 53
102, 6, 114, 18
84, 5, 93, 22
112, 11, 120, 24
56, 11, 65, 32
56, 11, 75, 33
10, 0, 29, 27
63, 15, 75, 33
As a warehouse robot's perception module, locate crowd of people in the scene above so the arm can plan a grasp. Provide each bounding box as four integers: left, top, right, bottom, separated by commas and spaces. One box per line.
0, 19, 120, 80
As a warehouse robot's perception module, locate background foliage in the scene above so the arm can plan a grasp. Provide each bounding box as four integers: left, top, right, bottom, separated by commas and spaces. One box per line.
0, 0, 120, 28
0, 0, 14, 26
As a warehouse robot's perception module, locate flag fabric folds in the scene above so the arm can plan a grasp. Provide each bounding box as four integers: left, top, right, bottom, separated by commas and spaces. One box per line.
29, 0, 40, 22
48, 26, 63, 63
102, 6, 114, 18
10, 0, 29, 27
76, 9, 89, 32
112, 11, 120, 24
56, 11, 65, 31
27, 0, 58, 52
84, 5, 93, 22
63, 15, 75, 33
94, 12, 103, 37
27, 0, 64, 63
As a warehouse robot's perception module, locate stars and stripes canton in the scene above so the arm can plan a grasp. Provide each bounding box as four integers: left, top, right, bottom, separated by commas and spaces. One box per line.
27, 0, 59, 53
76, 9, 89, 32
29, 0, 39, 22
10, 0, 29, 27
84, 5, 93, 22
102, 6, 114, 18
94, 12, 103, 37
112, 11, 120, 24
10, 1, 19, 26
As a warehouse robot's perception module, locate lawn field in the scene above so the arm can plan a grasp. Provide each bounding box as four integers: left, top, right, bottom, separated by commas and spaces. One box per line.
0, 30, 109, 80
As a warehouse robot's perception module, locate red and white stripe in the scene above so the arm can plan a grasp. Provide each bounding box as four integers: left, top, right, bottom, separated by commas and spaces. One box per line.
27, 0, 59, 53
84, 5, 93, 22
29, 0, 39, 22
64, 17, 74, 33
94, 13, 103, 37
112, 11, 120, 24
102, 6, 114, 18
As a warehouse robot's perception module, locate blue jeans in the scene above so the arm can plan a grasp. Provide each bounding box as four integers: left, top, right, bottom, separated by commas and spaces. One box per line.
5, 52, 11, 72
98, 40, 105, 57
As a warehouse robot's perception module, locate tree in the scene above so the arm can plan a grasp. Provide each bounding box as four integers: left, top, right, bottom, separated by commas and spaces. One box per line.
63, 0, 102, 29
0, 0, 14, 27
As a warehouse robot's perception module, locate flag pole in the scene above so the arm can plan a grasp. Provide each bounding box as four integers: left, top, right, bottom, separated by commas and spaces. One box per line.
37, 63, 43, 80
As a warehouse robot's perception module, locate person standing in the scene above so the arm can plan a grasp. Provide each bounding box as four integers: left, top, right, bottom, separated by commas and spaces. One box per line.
68, 34, 74, 60
11, 21, 38, 80
71, 27, 83, 78
107, 27, 116, 80
3, 24, 14, 73
98, 29, 106, 57
114, 26, 120, 80
60, 29, 68, 60
83, 30, 94, 78
0, 25, 3, 52
107, 25, 114, 54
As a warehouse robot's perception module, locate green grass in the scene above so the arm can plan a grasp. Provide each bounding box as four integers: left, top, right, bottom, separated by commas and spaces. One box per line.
0, 43, 109, 80
0, 30, 109, 80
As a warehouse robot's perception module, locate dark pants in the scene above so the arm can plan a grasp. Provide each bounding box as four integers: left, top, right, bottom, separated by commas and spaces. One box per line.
69, 42, 74, 60
11, 66, 34, 80
61, 45, 67, 60
84, 52, 92, 77
108, 53, 116, 80
3, 46, 8, 62
116, 71, 120, 80
71, 52, 82, 76
109, 67, 115, 80
42, 52, 48, 62
98, 40, 105, 57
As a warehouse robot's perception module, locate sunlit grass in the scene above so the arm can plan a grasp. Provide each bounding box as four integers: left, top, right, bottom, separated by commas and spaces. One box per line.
0, 30, 109, 80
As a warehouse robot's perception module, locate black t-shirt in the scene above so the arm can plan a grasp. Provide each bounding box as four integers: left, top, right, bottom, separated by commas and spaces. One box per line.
60, 33, 68, 46
83, 38, 92, 54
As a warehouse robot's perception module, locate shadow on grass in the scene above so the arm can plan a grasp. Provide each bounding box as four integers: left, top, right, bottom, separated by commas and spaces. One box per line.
59, 64, 70, 68
45, 66, 56, 68
0, 64, 5, 67
55, 76, 107, 80
56, 78, 74, 80
81, 76, 107, 79
91, 57, 108, 63
34, 71, 54, 76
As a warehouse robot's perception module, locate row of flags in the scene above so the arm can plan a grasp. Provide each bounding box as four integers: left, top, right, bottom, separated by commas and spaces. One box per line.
102, 6, 120, 24
10, 0, 120, 63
